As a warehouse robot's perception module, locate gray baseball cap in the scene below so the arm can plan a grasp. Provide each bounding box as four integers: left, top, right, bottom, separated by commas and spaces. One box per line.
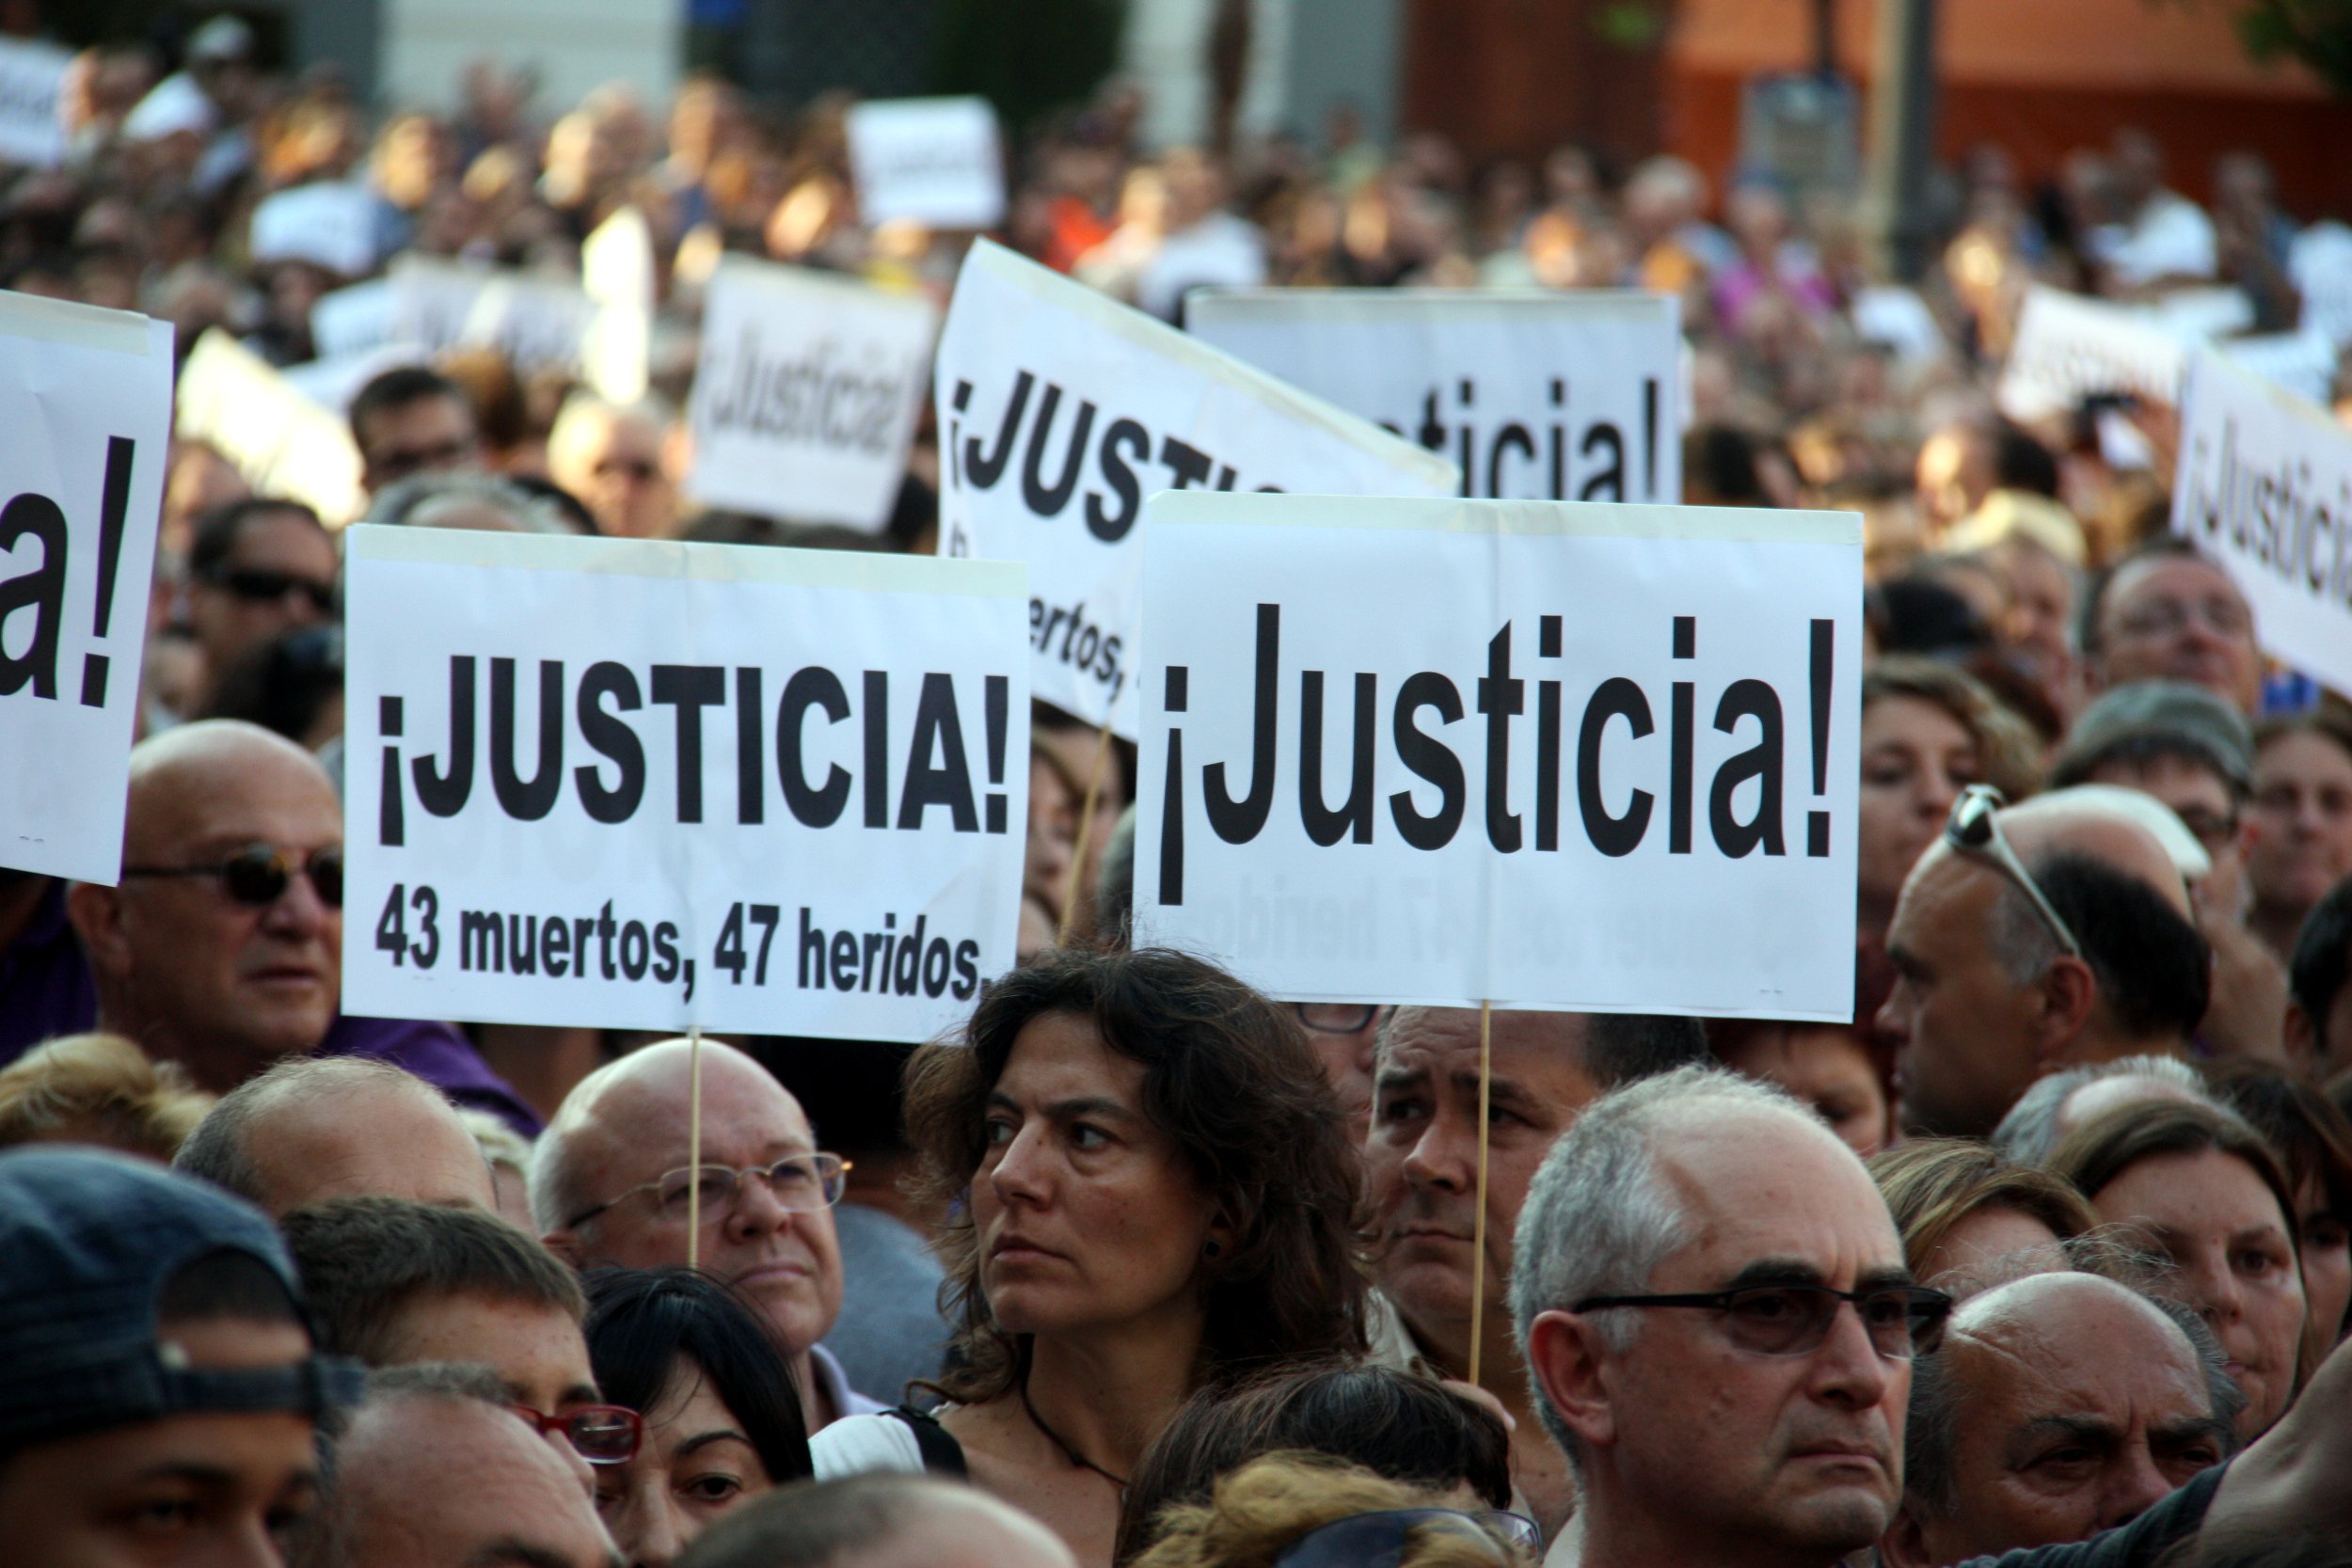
2053, 679, 2252, 791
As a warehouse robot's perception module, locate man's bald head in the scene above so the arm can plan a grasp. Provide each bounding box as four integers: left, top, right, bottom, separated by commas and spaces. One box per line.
1890, 1272, 2237, 1568
173, 1057, 495, 1216
68, 721, 344, 1091
1998, 794, 2191, 919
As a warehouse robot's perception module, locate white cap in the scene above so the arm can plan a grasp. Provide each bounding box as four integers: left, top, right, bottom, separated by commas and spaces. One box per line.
123, 73, 216, 142
2035, 784, 2213, 884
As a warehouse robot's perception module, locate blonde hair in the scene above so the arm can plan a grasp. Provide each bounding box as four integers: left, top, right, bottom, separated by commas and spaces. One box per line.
1128, 1452, 1532, 1568
0, 1033, 215, 1162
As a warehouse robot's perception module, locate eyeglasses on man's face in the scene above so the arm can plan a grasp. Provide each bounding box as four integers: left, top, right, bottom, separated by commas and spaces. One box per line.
506, 1402, 643, 1465
1292, 1003, 1379, 1035
205, 565, 338, 614
119, 844, 344, 910
564, 1153, 851, 1230
1942, 784, 2083, 958
1572, 1280, 1952, 1360
1274, 1507, 1543, 1567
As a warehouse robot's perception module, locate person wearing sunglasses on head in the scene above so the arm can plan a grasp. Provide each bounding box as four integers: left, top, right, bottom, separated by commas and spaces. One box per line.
49, 720, 540, 1132
180, 496, 339, 719
1515, 1067, 1942, 1568
1875, 784, 2211, 1141
533, 1037, 879, 1436
281, 1196, 627, 1482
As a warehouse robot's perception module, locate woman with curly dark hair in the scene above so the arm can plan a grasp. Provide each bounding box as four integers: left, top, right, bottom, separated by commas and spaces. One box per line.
809, 946, 1369, 1568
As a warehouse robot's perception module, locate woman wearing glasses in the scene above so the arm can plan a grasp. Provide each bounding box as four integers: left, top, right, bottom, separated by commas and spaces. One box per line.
2051, 1099, 2308, 1442
811, 947, 1369, 1568
582, 1267, 813, 1567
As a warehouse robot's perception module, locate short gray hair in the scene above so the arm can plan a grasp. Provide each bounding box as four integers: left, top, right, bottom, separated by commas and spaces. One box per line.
1991, 1054, 2214, 1166
364, 470, 569, 533
173, 1056, 452, 1206
1509, 1065, 1818, 1470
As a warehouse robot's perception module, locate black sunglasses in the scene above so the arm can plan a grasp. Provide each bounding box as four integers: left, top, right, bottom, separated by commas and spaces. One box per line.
120, 844, 344, 910
206, 567, 338, 614
1573, 1281, 1952, 1360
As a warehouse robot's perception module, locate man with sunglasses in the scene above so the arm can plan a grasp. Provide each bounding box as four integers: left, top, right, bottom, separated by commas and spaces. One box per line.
1877, 788, 2211, 1140
182, 498, 339, 717
547, 393, 680, 541
532, 1037, 880, 1432
1515, 1067, 1938, 1568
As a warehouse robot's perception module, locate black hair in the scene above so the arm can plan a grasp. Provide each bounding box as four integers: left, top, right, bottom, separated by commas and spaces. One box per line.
349, 365, 467, 451
1992, 420, 2061, 498
201, 626, 344, 742
582, 1267, 812, 1488
1877, 576, 1991, 657
1584, 1013, 1710, 1087
2035, 850, 2212, 1042
187, 497, 327, 579
2291, 876, 2352, 1052
1682, 423, 1767, 505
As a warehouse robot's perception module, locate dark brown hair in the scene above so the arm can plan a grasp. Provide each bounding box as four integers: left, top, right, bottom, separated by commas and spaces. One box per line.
2050, 1100, 2300, 1264
903, 947, 1367, 1405
2207, 1061, 2352, 1244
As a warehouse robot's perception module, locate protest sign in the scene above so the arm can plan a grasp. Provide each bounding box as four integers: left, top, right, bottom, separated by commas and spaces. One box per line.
176, 331, 367, 525
581, 205, 655, 403
937, 240, 1457, 737
1132, 492, 1864, 1021
0, 38, 71, 168
342, 526, 1030, 1039
2173, 351, 2352, 698
1998, 286, 2185, 421
389, 257, 598, 373
1188, 289, 1681, 503
309, 277, 396, 359
0, 294, 173, 883
2219, 329, 2341, 409
845, 96, 1006, 230
687, 257, 938, 531
249, 182, 381, 278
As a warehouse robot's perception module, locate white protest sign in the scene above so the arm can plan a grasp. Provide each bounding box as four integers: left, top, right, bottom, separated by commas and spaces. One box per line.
342, 526, 1031, 1038
846, 96, 1006, 230
1188, 289, 1681, 503
250, 182, 381, 278
175, 330, 366, 525
1998, 286, 2185, 421
2174, 350, 2352, 697
2219, 330, 2341, 409
687, 257, 938, 531
581, 205, 655, 403
389, 257, 598, 373
0, 39, 71, 169
1133, 492, 1864, 1020
0, 294, 172, 882
937, 240, 1457, 737
309, 277, 396, 359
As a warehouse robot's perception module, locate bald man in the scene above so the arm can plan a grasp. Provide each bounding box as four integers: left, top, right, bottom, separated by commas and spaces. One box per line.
1879, 790, 2214, 1139
681, 1474, 1077, 1568
1882, 1273, 2239, 1568
67, 721, 342, 1093
531, 1037, 878, 1430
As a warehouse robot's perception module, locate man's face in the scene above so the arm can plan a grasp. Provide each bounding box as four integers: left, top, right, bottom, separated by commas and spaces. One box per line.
338, 1398, 615, 1568
249, 1086, 495, 1216
1881, 849, 2049, 1139
358, 393, 479, 494
560, 1051, 844, 1360
378, 1290, 598, 1423
184, 508, 337, 679
2084, 752, 2247, 923
1367, 1009, 1599, 1361
2093, 558, 2262, 716
77, 736, 343, 1086
1898, 1276, 2228, 1567
0, 1316, 319, 1568
555, 412, 675, 540
1590, 1116, 1913, 1562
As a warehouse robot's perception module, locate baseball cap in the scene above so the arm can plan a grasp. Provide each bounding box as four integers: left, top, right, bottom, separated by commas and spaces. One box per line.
0, 1147, 362, 1451
2052, 679, 2253, 791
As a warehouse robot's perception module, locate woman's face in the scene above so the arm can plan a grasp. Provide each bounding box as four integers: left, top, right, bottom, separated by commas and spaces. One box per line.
1715, 1024, 1888, 1157
1857, 696, 1980, 922
595, 1355, 772, 1568
2093, 1149, 2307, 1440
973, 1011, 1224, 1339
2294, 1174, 2351, 1381
2248, 732, 2352, 915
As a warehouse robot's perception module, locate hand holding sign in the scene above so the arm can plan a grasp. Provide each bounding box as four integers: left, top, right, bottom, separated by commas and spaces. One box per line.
0, 293, 173, 882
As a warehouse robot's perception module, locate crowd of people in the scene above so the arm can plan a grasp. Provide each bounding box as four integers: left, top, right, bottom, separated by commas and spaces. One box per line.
7, 11, 2352, 1568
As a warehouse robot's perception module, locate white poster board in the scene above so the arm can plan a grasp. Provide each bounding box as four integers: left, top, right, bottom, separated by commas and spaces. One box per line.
342, 526, 1031, 1038
1133, 492, 1864, 1020
389, 257, 599, 373
250, 182, 382, 278
581, 205, 655, 403
0, 39, 71, 169
937, 240, 1457, 737
174, 330, 366, 526
0, 294, 173, 882
2174, 350, 2352, 698
687, 257, 938, 531
1999, 286, 2185, 421
1188, 289, 1682, 502
845, 96, 1007, 230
